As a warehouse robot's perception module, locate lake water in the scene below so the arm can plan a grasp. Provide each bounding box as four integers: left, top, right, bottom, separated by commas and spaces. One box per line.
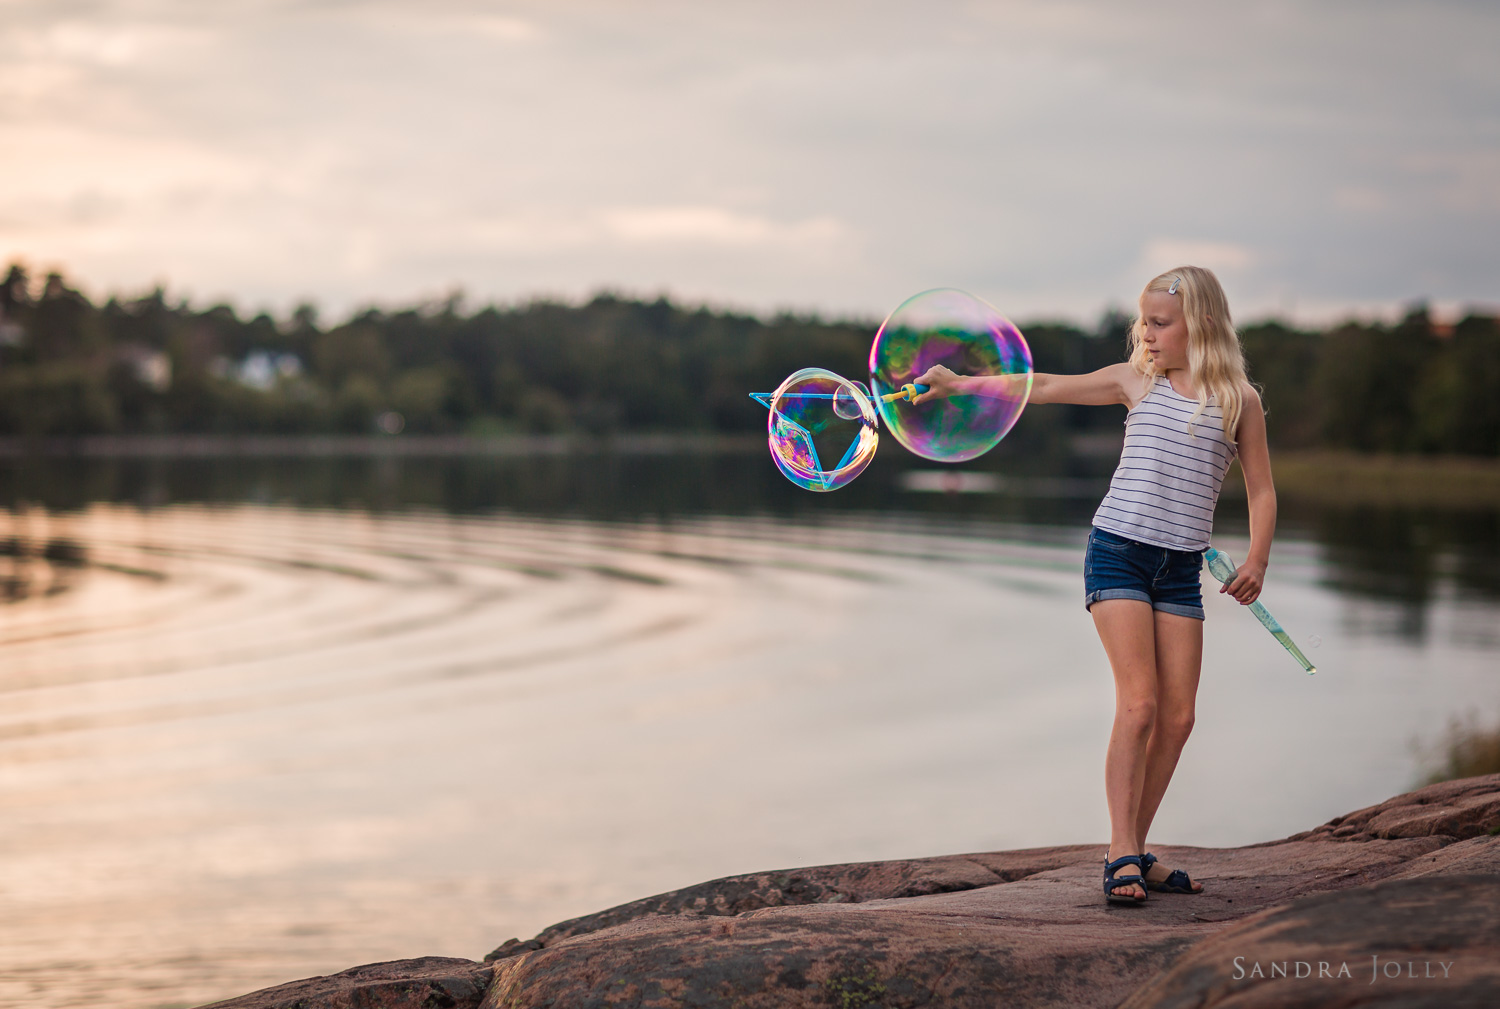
1, 448, 1497, 1009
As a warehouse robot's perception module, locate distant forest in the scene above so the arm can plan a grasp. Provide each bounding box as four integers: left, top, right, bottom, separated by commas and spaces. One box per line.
1, 263, 1497, 456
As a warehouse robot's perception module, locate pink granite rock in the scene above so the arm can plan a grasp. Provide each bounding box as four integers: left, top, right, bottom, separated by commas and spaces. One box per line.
201, 957, 493, 1009
483, 845, 1088, 960
1277, 772, 1500, 843
1118, 873, 1500, 1008
476, 834, 1488, 1008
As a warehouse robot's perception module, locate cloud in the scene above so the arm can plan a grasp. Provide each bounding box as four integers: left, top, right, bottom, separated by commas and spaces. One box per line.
600, 206, 844, 248
1399, 150, 1500, 214
355, 4, 544, 43
17, 20, 213, 67
443, 13, 543, 42
1332, 186, 1389, 214
1138, 240, 1256, 274
0, 1, 1495, 322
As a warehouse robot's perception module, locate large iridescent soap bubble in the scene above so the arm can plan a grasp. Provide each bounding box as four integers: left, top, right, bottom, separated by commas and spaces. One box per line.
755, 368, 879, 492
868, 288, 1032, 462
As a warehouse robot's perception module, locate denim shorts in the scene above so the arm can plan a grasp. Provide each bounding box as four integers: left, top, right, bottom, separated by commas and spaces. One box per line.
1083, 526, 1206, 620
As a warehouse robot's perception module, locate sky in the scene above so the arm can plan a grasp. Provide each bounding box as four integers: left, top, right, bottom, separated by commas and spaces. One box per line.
1, 0, 1497, 326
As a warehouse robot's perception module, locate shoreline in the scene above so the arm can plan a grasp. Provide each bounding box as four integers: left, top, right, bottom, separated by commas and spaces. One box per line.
1, 437, 1496, 507
1241, 450, 1500, 508
0, 432, 764, 458
204, 774, 1500, 1009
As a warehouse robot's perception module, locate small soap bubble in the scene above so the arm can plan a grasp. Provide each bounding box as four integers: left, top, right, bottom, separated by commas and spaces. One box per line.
832, 382, 868, 420
767, 368, 878, 492
1309, 634, 1322, 649
869, 288, 1032, 462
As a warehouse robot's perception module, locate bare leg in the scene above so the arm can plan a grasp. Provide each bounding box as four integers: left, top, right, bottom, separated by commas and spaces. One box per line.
1090, 599, 1158, 899
1136, 611, 1205, 891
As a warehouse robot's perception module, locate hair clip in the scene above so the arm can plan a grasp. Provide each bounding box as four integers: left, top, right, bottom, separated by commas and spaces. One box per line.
1167, 276, 1181, 295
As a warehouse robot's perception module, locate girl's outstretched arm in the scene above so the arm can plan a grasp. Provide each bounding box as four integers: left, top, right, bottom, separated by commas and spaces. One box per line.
1222, 384, 1276, 605
912, 362, 1143, 407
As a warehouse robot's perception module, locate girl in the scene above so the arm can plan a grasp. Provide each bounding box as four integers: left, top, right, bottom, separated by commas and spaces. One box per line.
914, 266, 1276, 906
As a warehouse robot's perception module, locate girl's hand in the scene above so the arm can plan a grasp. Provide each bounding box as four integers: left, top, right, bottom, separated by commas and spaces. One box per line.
910, 365, 964, 405
1221, 561, 1266, 605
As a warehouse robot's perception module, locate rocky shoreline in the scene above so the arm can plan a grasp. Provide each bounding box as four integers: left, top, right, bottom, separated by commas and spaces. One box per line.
205, 773, 1500, 1008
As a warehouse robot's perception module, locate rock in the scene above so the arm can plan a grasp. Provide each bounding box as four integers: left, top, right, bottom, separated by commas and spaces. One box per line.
483, 845, 1089, 960
1382, 832, 1500, 879
200, 956, 493, 1009
1118, 874, 1500, 1008
202, 774, 1500, 1009
476, 834, 1490, 1008
1275, 771, 1500, 843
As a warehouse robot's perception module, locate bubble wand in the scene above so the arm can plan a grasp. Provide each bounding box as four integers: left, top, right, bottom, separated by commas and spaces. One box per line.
744, 383, 930, 479
1204, 547, 1316, 674
749, 287, 1030, 491
747, 383, 930, 410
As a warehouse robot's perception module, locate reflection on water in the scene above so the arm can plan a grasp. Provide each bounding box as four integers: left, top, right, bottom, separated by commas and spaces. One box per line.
1313, 505, 1500, 641
2, 449, 1496, 640
0, 531, 88, 603
0, 451, 1497, 1009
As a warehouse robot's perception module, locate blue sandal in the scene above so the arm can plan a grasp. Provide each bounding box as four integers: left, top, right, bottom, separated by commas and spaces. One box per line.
1140, 851, 1203, 894
1103, 853, 1148, 905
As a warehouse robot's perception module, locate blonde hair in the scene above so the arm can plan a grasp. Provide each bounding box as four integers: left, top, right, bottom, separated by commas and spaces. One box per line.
1128, 265, 1249, 446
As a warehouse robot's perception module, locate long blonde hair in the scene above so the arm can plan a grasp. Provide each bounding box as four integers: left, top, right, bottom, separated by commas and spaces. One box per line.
1127, 265, 1249, 446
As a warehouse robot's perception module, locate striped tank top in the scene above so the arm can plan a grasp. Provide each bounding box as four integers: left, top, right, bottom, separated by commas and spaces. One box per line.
1091, 376, 1237, 552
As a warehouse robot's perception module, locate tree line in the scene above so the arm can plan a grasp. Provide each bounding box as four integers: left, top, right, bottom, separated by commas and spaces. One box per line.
0, 264, 1495, 456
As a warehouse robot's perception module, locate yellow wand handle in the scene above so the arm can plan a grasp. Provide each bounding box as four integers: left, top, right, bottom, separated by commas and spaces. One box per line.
881, 383, 931, 403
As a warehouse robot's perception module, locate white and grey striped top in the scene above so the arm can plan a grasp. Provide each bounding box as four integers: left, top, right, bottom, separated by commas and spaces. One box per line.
1092, 376, 1237, 551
